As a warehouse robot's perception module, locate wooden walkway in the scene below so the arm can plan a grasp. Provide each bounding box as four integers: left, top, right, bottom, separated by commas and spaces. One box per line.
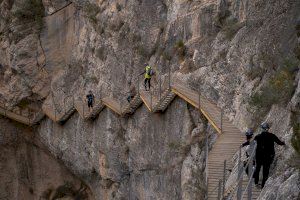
0, 81, 261, 199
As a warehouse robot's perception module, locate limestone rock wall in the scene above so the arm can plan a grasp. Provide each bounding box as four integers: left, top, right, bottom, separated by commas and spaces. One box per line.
0, 0, 300, 199
0, 117, 93, 200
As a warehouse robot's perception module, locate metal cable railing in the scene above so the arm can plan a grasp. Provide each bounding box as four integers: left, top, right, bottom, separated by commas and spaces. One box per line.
205, 140, 257, 200
226, 141, 257, 200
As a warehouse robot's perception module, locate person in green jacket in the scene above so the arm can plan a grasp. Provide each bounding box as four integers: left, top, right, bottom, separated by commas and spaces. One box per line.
140, 64, 154, 91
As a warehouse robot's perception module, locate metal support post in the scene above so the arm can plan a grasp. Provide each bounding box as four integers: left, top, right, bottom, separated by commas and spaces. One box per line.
138, 76, 140, 95
159, 75, 162, 101
248, 143, 254, 200
237, 146, 243, 200
83, 98, 85, 117
168, 65, 171, 90
64, 98, 66, 114
220, 109, 223, 134
150, 90, 153, 111
54, 105, 57, 121
205, 131, 209, 182
198, 90, 201, 110
217, 179, 222, 200
222, 160, 226, 196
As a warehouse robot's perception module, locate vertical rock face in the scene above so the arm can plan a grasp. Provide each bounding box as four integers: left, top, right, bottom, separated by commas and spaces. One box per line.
0, 117, 93, 200
0, 0, 300, 199
37, 98, 210, 199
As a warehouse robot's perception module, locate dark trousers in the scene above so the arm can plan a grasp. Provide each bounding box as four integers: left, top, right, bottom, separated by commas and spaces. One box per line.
254, 157, 273, 187
144, 78, 151, 90
88, 100, 93, 108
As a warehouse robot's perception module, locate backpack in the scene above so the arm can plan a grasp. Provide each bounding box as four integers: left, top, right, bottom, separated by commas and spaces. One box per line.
147, 68, 154, 76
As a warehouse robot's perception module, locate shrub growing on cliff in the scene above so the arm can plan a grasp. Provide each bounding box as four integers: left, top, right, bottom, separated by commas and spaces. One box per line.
174, 40, 186, 61
83, 3, 100, 25
250, 58, 298, 109
13, 0, 44, 31
292, 121, 300, 156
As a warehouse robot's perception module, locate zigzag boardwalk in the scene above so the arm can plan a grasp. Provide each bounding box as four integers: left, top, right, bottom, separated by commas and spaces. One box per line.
0, 81, 261, 199
0, 104, 44, 125
74, 99, 105, 120
0, 105, 32, 125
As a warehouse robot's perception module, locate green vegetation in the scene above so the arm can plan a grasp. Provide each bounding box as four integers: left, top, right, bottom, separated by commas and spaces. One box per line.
86, 75, 99, 84
250, 58, 298, 109
17, 99, 30, 109
83, 3, 100, 25
168, 141, 184, 152
52, 182, 74, 199
174, 39, 186, 61
116, 3, 122, 11
13, 0, 44, 31
95, 47, 106, 61
294, 45, 300, 60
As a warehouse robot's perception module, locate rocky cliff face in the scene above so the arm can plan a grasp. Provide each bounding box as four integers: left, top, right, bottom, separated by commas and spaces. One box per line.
0, 116, 93, 200
0, 0, 300, 199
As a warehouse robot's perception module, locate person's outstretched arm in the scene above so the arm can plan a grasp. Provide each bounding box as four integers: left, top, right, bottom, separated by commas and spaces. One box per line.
273, 134, 285, 145
139, 70, 145, 76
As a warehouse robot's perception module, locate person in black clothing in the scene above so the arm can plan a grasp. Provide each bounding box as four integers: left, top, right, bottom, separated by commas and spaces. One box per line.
86, 91, 94, 110
242, 128, 254, 147
253, 122, 285, 188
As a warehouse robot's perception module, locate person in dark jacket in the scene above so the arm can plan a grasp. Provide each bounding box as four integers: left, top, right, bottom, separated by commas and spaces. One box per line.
86, 91, 94, 110
242, 128, 254, 175
253, 122, 285, 188
127, 85, 137, 103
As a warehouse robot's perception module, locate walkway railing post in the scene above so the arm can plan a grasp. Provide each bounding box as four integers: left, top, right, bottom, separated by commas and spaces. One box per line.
205, 131, 209, 180
64, 97, 66, 115
198, 90, 201, 110
54, 104, 57, 121
150, 90, 153, 111
217, 179, 222, 200
220, 109, 223, 134
138, 76, 140, 95
4, 104, 7, 117
222, 160, 226, 197
205, 130, 209, 196
237, 146, 243, 200
120, 101, 122, 116
248, 142, 254, 200
72, 95, 74, 107
159, 74, 162, 102
168, 65, 171, 90
83, 97, 85, 117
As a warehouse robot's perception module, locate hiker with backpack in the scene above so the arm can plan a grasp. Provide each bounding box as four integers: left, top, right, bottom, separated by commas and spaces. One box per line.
140, 63, 154, 91
253, 122, 285, 188
241, 128, 255, 176
86, 90, 94, 111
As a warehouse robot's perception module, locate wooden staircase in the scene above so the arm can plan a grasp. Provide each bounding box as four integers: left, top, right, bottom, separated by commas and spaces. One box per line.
42, 101, 76, 123
0, 80, 262, 199
139, 88, 176, 112
122, 95, 143, 115
0, 104, 44, 126
170, 83, 259, 199
74, 99, 105, 120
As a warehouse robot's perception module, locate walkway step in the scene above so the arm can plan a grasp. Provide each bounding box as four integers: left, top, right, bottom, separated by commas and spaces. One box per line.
102, 97, 123, 115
